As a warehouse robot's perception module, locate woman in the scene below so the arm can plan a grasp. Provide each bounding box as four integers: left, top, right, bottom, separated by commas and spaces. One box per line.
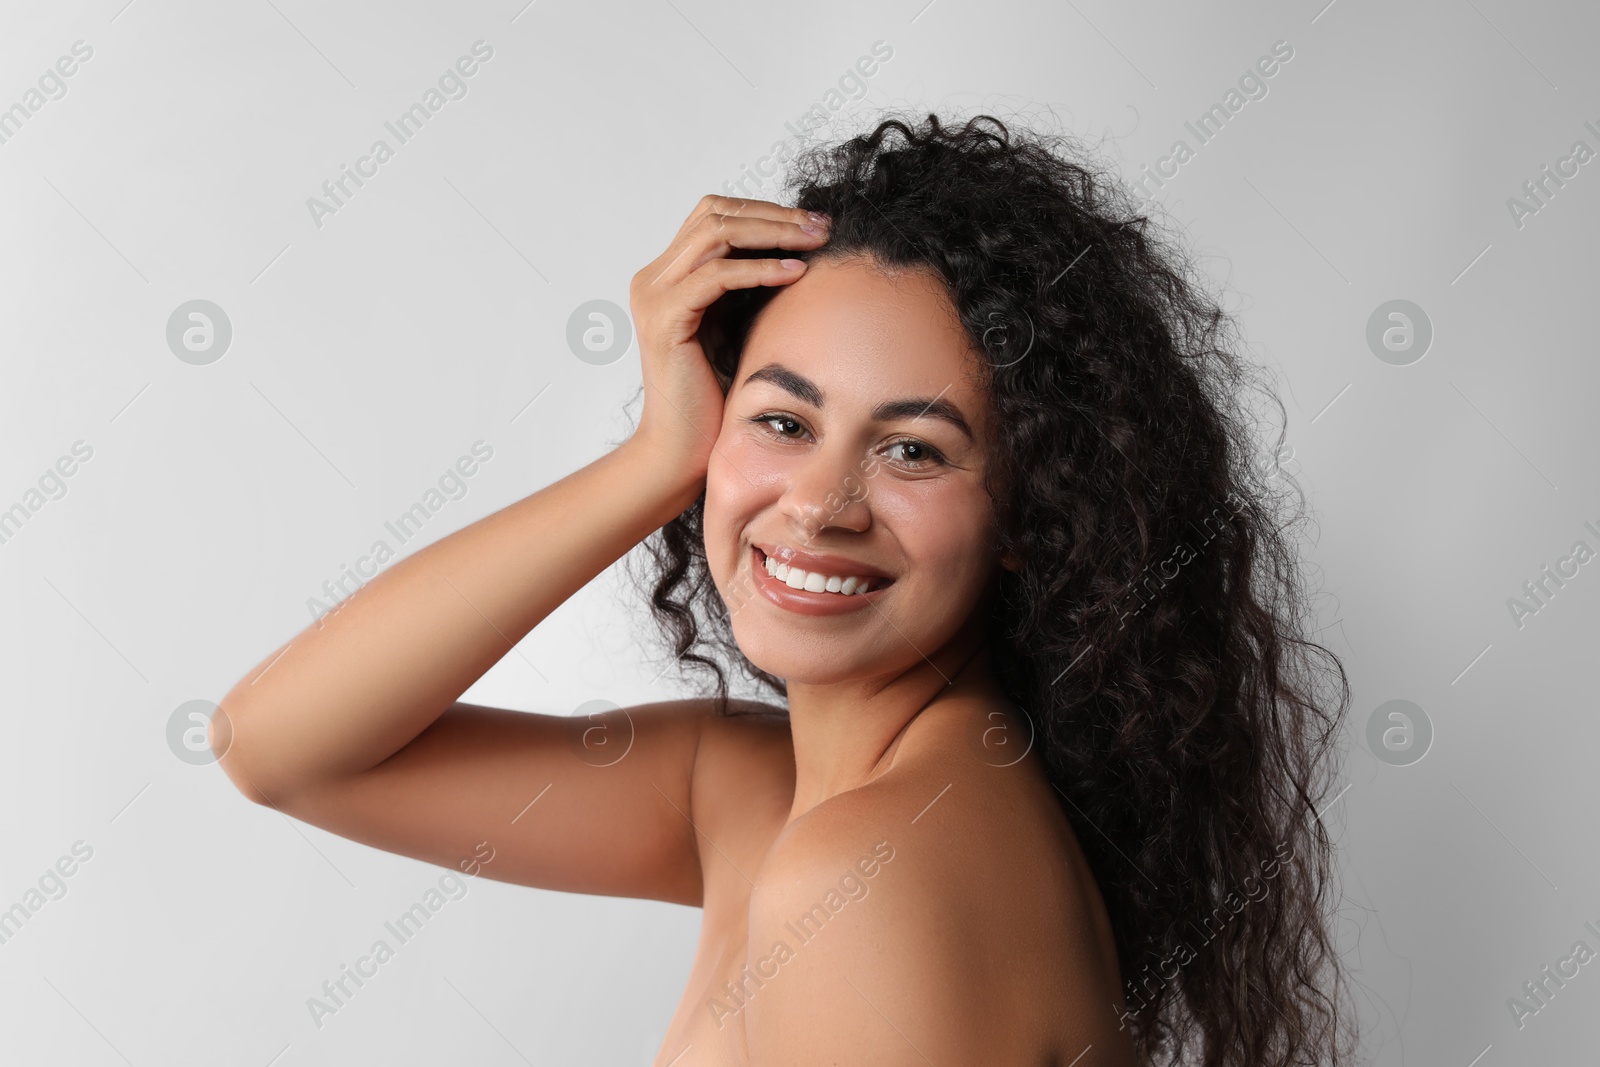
215, 113, 1360, 1066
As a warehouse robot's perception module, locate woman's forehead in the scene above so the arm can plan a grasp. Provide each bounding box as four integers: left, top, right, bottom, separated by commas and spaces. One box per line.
738, 259, 988, 408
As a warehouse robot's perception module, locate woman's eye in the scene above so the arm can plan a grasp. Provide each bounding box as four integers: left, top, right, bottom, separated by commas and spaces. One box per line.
886, 439, 946, 468
748, 415, 945, 469
753, 414, 805, 438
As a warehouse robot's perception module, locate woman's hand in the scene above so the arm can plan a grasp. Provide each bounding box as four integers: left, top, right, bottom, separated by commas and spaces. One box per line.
628, 194, 830, 482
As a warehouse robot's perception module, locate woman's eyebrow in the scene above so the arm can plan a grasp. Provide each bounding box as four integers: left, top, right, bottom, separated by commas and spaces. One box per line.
743, 362, 822, 406
741, 362, 973, 441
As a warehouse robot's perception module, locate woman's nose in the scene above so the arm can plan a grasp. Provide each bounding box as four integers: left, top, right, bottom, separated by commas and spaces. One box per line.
779, 446, 871, 542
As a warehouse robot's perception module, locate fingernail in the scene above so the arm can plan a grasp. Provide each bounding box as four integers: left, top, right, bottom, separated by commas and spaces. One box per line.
801, 222, 826, 237
807, 211, 831, 227
779, 258, 805, 270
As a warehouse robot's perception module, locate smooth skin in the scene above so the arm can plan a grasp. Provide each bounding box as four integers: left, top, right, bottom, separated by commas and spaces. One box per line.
214, 195, 1137, 1066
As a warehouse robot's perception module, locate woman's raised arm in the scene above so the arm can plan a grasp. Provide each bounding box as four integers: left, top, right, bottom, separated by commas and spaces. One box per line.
211, 195, 827, 905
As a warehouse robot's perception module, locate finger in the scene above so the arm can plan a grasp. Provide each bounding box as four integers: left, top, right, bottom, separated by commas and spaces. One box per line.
672, 256, 809, 318
681, 194, 812, 232
647, 214, 824, 288
686, 212, 830, 273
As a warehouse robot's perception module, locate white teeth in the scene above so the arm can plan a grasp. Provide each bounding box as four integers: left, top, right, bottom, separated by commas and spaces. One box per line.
760, 550, 879, 595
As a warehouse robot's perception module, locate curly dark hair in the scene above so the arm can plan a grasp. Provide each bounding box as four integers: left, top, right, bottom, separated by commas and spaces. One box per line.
623, 110, 1363, 1067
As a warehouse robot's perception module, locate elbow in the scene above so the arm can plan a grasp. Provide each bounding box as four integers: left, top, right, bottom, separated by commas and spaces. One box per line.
209, 691, 280, 809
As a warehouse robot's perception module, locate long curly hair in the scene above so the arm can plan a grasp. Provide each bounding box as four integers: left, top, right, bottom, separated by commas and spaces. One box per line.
623, 111, 1362, 1067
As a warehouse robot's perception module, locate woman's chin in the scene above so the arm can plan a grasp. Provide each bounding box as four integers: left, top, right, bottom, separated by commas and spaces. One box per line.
733, 634, 864, 688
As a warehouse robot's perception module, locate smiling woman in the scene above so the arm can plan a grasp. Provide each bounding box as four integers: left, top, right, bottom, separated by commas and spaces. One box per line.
698, 259, 1008, 683
627, 112, 1364, 1067
214, 110, 1359, 1067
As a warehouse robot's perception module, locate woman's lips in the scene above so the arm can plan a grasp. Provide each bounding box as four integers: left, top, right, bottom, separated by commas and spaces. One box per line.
754, 542, 893, 586
747, 545, 893, 617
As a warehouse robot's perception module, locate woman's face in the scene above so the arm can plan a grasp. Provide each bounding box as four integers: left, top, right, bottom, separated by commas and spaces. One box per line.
702, 255, 1007, 685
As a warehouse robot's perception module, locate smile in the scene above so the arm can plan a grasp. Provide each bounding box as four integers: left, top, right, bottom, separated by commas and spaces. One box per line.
749, 546, 894, 617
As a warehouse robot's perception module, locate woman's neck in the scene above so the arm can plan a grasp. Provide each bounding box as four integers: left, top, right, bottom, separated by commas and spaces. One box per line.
782, 611, 1001, 823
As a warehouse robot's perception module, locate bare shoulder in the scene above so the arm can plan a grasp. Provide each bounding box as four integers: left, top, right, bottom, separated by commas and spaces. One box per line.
690, 698, 794, 797
685, 698, 796, 874
742, 719, 1139, 1066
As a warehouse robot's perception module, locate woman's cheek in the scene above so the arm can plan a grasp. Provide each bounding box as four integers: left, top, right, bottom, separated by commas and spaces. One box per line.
875, 476, 982, 533
700, 460, 738, 573
703, 437, 773, 560
880, 481, 994, 579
